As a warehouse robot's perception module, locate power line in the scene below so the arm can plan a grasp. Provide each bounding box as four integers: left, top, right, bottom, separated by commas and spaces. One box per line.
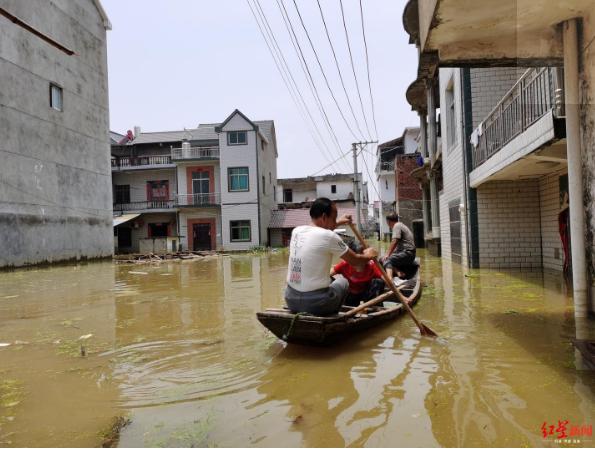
310, 148, 352, 176
338, 0, 372, 140
358, 0, 379, 139
315, 0, 366, 141
246, 0, 341, 172
277, 0, 341, 165
291, 0, 360, 142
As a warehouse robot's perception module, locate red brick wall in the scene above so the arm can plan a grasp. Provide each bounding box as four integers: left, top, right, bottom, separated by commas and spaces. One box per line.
395, 155, 422, 202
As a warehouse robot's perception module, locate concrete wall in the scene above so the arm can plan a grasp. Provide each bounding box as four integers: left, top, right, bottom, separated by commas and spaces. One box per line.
0, 0, 113, 268
179, 209, 222, 250
315, 180, 354, 201
256, 132, 277, 247
219, 115, 260, 249
477, 180, 542, 269
396, 155, 423, 230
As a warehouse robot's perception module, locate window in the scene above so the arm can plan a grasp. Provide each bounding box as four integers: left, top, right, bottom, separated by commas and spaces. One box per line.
262, 175, 265, 194
269, 172, 271, 183
228, 167, 249, 191
147, 180, 169, 200
148, 223, 169, 238
331, 184, 337, 194
228, 131, 247, 145
385, 180, 389, 190
114, 185, 130, 204
192, 172, 210, 194
283, 188, 293, 203
273, 185, 276, 201
446, 82, 457, 149
261, 140, 266, 151
230, 220, 251, 242
49, 83, 63, 111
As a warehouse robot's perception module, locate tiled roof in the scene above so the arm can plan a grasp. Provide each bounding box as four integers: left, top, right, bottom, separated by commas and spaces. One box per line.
269, 207, 364, 229
129, 125, 218, 145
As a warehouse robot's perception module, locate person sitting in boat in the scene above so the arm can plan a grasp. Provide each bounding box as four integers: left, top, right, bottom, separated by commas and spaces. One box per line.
285, 198, 378, 316
330, 241, 385, 307
381, 213, 416, 281
392, 259, 420, 296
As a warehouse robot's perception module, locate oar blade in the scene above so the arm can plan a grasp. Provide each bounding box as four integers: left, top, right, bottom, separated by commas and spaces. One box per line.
419, 322, 438, 337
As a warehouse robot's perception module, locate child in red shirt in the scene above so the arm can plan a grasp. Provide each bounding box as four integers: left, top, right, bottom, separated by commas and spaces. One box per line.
331, 242, 385, 306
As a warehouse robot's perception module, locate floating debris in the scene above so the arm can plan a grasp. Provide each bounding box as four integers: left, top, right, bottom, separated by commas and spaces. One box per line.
78, 334, 93, 341
128, 271, 148, 275
0, 343, 11, 347
100, 415, 131, 448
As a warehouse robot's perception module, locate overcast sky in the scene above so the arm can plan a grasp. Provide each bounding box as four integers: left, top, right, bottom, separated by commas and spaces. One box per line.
103, 0, 418, 200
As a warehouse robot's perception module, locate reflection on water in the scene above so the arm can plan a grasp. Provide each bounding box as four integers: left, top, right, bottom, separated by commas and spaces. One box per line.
0, 251, 593, 447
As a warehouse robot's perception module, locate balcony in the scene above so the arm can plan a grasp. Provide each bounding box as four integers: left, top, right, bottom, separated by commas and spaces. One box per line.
176, 193, 221, 207
470, 67, 567, 187
171, 146, 219, 161
113, 199, 176, 212
375, 160, 395, 175
111, 155, 173, 171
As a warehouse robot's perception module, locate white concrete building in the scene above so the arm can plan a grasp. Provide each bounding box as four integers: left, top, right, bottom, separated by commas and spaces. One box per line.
111, 110, 278, 252
375, 128, 420, 240
0, 0, 113, 268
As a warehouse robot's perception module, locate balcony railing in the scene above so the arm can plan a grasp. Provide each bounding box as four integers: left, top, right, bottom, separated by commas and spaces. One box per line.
176, 192, 221, 207
171, 146, 219, 161
111, 155, 172, 169
376, 160, 395, 174
472, 67, 564, 169
113, 199, 176, 211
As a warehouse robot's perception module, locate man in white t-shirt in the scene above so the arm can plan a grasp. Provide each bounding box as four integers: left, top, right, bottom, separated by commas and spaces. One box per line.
285, 198, 378, 316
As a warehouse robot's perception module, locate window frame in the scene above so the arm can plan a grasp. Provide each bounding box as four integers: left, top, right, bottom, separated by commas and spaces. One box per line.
230, 220, 251, 242
331, 184, 337, 194
49, 83, 63, 112
227, 131, 248, 146
283, 188, 293, 203
114, 184, 130, 204
227, 166, 250, 192
446, 80, 457, 151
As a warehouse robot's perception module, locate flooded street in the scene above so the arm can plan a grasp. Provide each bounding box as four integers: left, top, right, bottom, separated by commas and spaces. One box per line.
1, 250, 594, 447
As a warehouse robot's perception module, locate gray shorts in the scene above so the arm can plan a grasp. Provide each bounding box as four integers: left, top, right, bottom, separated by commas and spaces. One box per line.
284, 277, 349, 316
384, 249, 416, 271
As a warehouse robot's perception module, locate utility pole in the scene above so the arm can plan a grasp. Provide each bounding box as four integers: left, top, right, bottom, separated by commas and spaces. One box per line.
352, 141, 378, 233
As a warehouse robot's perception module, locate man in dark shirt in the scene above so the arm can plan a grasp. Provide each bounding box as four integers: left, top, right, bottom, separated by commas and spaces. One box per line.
382, 213, 416, 280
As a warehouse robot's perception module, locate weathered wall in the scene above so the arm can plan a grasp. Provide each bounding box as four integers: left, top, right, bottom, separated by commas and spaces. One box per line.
396, 155, 423, 230
477, 180, 542, 269
0, 0, 113, 267
579, 7, 595, 311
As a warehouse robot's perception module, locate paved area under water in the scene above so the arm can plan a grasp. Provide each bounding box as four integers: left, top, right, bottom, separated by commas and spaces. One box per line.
0, 249, 594, 447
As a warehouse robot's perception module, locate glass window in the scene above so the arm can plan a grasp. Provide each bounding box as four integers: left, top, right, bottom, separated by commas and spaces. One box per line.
230, 220, 251, 242
283, 189, 293, 203
228, 167, 249, 192
147, 180, 169, 200
331, 184, 337, 194
192, 171, 210, 194
114, 185, 130, 204
50, 83, 63, 111
228, 131, 247, 145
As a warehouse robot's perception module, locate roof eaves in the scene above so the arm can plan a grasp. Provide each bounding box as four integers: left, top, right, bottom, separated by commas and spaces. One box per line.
92, 0, 111, 30
214, 109, 258, 133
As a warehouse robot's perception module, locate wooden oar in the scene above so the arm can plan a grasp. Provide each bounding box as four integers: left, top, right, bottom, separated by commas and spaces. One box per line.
348, 223, 438, 337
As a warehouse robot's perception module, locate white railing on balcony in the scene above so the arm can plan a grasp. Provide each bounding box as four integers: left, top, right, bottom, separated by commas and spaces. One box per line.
472, 67, 564, 169
111, 155, 172, 169
176, 192, 221, 207
113, 199, 175, 211
170, 146, 219, 160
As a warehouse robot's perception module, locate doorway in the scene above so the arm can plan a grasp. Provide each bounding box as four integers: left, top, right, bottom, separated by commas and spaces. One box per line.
193, 223, 212, 250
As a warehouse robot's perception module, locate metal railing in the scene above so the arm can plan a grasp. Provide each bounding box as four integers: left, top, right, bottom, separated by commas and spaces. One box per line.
375, 160, 395, 173
113, 199, 175, 211
176, 192, 221, 207
472, 67, 564, 169
170, 146, 220, 160
111, 155, 172, 169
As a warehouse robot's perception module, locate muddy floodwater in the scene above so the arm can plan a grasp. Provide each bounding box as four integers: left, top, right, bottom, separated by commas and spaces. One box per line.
1, 250, 594, 447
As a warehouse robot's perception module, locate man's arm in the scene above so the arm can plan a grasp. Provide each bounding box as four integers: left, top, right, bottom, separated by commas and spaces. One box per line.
384, 239, 398, 260
341, 247, 378, 266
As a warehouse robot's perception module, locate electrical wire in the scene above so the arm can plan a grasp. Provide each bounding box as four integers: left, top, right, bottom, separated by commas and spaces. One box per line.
315, 0, 366, 140
246, 0, 341, 172
310, 148, 352, 176
358, 0, 379, 139
291, 0, 360, 142
338, 0, 372, 140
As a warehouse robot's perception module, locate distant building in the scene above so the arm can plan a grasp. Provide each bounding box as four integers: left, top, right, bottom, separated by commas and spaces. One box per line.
269, 173, 369, 246
376, 128, 420, 240
0, 1, 113, 268
111, 109, 278, 252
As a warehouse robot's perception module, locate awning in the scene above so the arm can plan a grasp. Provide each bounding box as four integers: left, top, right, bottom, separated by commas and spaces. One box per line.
113, 213, 140, 227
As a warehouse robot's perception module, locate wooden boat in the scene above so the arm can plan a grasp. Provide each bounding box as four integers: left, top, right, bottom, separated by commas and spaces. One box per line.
256, 276, 422, 346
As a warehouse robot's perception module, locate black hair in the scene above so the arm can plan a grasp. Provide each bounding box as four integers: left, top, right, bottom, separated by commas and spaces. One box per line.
310, 197, 334, 219
386, 212, 400, 223
348, 240, 363, 253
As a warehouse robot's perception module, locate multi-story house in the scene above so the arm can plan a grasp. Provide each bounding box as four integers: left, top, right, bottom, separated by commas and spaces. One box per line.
376, 128, 420, 240
0, 1, 113, 268
111, 109, 278, 253
269, 173, 369, 246
403, 1, 594, 316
